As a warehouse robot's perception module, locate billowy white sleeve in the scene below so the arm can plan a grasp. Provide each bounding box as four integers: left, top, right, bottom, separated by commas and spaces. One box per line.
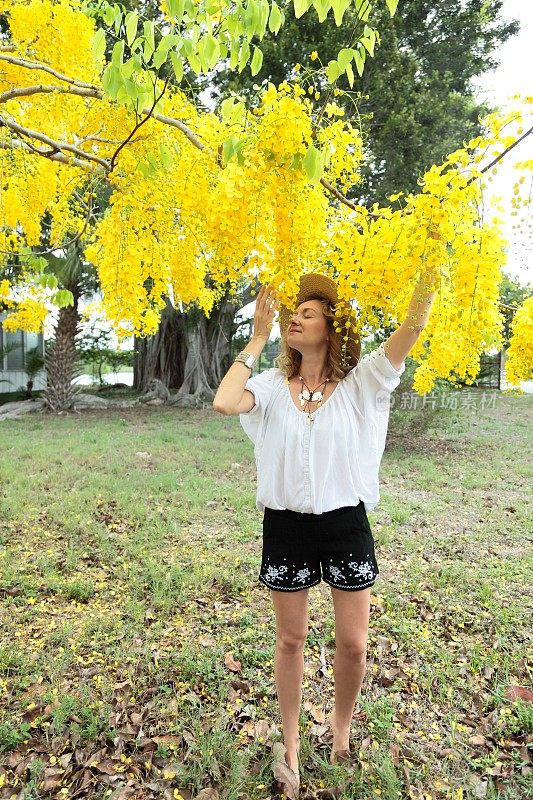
239, 368, 277, 445
353, 341, 405, 394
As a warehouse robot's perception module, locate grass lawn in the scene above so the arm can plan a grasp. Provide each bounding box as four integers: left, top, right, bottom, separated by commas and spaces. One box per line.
0, 391, 531, 800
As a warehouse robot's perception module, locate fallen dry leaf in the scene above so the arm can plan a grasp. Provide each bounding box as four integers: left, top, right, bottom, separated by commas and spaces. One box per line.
504, 685, 533, 703
224, 652, 242, 672
272, 742, 299, 800
468, 735, 487, 747
193, 789, 219, 799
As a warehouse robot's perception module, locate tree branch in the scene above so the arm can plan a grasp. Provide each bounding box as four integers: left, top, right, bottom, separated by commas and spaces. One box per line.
109, 76, 170, 172
0, 82, 207, 159
0, 138, 96, 171
479, 125, 533, 176
0, 52, 99, 90
1, 61, 529, 222
0, 115, 110, 169
0, 84, 101, 105
149, 111, 207, 151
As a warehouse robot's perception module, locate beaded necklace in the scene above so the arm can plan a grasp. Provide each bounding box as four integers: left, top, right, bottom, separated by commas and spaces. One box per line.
298, 376, 329, 422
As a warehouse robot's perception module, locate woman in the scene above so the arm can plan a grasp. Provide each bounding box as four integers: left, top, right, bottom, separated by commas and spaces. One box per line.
213, 272, 436, 794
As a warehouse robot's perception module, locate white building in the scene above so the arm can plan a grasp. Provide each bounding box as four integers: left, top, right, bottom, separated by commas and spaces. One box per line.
0, 313, 46, 394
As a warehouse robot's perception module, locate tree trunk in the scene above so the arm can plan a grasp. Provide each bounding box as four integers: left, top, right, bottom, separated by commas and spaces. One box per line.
133, 297, 186, 391
134, 291, 249, 403
43, 295, 81, 412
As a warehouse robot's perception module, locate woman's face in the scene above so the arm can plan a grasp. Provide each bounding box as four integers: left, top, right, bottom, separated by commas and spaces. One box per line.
287, 299, 329, 350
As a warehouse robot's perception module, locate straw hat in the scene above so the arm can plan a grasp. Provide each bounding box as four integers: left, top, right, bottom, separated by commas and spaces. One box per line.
279, 273, 361, 369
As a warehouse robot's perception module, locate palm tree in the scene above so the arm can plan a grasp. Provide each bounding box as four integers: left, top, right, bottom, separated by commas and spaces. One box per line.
43, 243, 99, 412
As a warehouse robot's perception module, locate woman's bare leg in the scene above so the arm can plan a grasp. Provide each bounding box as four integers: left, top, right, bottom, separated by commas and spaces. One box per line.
271, 587, 310, 772
329, 586, 370, 760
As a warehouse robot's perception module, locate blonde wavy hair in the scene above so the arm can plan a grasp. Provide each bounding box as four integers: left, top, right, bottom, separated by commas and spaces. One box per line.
275, 293, 355, 382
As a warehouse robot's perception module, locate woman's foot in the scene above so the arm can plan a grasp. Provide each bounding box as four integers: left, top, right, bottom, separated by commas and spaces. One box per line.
328, 707, 351, 764
284, 741, 300, 774
272, 741, 300, 799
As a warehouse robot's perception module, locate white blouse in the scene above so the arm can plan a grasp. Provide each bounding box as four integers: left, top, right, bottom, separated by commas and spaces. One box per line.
239, 342, 405, 515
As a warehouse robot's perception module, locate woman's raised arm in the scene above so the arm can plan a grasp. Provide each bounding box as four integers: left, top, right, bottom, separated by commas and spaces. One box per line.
383, 229, 441, 370
213, 285, 278, 415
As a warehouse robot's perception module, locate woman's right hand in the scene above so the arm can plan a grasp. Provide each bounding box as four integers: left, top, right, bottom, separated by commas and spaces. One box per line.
253, 285, 278, 340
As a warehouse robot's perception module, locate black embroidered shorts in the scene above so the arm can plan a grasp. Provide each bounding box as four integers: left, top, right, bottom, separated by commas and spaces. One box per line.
259, 502, 379, 592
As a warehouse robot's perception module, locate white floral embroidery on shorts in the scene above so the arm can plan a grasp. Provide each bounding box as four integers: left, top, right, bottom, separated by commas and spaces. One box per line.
264, 564, 288, 583
329, 565, 345, 583
294, 568, 311, 584
348, 559, 375, 581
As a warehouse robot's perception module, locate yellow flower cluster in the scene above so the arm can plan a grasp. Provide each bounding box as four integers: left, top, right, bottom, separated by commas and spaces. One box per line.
0, 279, 14, 308
2, 292, 49, 333
1, 1, 532, 390
504, 297, 533, 386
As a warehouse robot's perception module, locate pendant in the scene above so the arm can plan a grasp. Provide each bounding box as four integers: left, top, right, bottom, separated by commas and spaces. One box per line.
299, 388, 324, 404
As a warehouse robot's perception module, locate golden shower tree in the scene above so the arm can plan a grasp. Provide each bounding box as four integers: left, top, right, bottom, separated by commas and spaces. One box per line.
0, 0, 531, 399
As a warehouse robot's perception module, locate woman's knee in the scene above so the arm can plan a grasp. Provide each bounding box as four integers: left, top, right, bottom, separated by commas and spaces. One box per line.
276, 629, 308, 654
335, 637, 368, 663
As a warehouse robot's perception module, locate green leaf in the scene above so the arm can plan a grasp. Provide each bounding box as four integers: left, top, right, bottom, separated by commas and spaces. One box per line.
355, 0, 371, 21
188, 51, 202, 75
122, 56, 135, 79
170, 51, 183, 82
159, 143, 173, 170
257, 0, 270, 38
238, 41, 250, 73
92, 28, 106, 62
353, 47, 365, 76
360, 28, 375, 57
113, 6, 123, 35
331, 0, 350, 26
303, 144, 323, 184
293, 0, 311, 20
143, 20, 155, 60
125, 11, 138, 47
153, 48, 167, 69
244, 0, 261, 36
336, 47, 353, 71
123, 78, 139, 100
268, 1, 283, 33
202, 33, 221, 70
385, 0, 399, 15
325, 59, 341, 83
290, 153, 303, 171
36, 274, 58, 290
229, 42, 239, 70
166, 0, 186, 21
153, 35, 181, 69
345, 61, 354, 88
146, 152, 159, 172
220, 97, 246, 126
102, 3, 115, 26
137, 157, 156, 178
53, 289, 74, 308
313, 0, 330, 24
250, 45, 263, 76
101, 64, 113, 94
222, 134, 238, 165
111, 40, 124, 67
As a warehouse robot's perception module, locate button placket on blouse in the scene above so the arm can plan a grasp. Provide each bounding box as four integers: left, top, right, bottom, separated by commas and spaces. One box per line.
302, 416, 313, 513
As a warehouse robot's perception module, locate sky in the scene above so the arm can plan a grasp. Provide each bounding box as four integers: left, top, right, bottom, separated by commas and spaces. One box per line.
473, 0, 532, 286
